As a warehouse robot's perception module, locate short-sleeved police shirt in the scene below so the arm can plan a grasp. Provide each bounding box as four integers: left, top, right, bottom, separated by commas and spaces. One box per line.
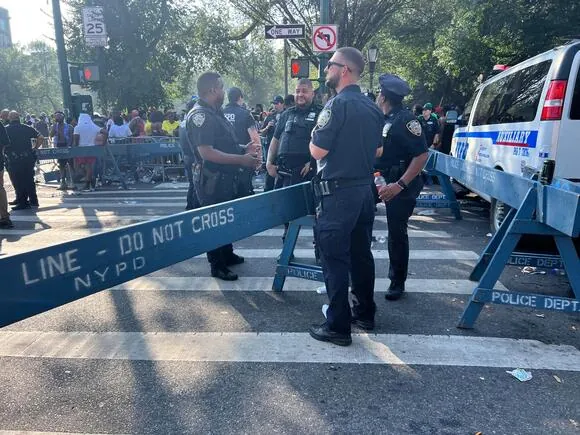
186, 100, 240, 173
5, 121, 40, 153
223, 103, 255, 146
377, 106, 428, 169
262, 112, 280, 145
311, 85, 383, 180
418, 113, 440, 146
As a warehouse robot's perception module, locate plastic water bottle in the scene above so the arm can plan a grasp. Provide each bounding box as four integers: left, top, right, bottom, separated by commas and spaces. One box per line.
374, 171, 386, 188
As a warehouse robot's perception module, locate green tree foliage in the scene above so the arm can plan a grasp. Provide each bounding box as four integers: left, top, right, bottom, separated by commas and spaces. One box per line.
0, 42, 62, 113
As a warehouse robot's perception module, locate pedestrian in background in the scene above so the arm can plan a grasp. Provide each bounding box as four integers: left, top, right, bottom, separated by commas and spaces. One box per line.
5, 111, 43, 210
375, 74, 429, 301
0, 121, 12, 228
309, 47, 384, 346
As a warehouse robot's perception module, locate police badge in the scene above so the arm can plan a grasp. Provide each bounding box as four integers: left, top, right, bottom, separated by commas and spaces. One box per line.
317, 108, 331, 128
192, 112, 205, 127
406, 120, 422, 136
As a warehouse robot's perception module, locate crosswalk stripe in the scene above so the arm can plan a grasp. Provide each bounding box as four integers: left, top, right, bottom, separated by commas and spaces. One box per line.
60, 188, 188, 195
111, 277, 505, 293
191, 249, 479, 260
52, 196, 186, 202
0, 331, 576, 370
0, 227, 451, 238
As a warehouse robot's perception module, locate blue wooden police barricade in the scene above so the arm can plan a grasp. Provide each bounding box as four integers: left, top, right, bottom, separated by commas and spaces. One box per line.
430, 152, 580, 328
0, 184, 313, 328
418, 151, 462, 219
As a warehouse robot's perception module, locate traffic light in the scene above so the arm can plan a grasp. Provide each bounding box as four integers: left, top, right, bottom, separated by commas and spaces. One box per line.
68, 64, 100, 84
71, 95, 94, 120
290, 58, 310, 78
82, 65, 100, 82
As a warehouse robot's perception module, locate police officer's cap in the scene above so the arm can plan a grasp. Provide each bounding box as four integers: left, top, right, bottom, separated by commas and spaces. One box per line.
271, 96, 284, 104
378, 74, 411, 98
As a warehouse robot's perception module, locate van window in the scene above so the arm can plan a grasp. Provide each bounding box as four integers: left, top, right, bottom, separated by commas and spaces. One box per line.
571, 64, 580, 120
472, 60, 552, 126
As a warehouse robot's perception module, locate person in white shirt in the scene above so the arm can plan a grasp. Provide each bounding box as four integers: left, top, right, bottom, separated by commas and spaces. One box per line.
74, 113, 104, 190
108, 115, 132, 143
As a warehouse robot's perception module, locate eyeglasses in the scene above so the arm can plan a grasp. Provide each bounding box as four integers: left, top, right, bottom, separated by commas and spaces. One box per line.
326, 61, 351, 71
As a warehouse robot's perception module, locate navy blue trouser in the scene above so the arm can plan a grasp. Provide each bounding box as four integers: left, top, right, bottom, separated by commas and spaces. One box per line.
314, 185, 376, 334
183, 154, 200, 211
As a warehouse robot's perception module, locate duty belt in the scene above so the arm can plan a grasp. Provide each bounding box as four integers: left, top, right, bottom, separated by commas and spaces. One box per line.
312, 178, 370, 197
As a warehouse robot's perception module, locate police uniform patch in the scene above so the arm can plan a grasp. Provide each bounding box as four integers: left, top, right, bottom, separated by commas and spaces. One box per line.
406, 120, 422, 136
192, 112, 205, 127
382, 123, 392, 138
317, 108, 331, 128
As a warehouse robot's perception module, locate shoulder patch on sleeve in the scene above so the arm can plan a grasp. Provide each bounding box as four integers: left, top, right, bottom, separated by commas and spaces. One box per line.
317, 107, 331, 128
406, 119, 422, 136
192, 112, 205, 127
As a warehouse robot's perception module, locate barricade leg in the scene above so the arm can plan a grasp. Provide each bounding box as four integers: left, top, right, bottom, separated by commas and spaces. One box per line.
554, 236, 579, 298
105, 145, 127, 190
272, 215, 324, 292
458, 189, 536, 329
437, 174, 462, 220
469, 207, 517, 282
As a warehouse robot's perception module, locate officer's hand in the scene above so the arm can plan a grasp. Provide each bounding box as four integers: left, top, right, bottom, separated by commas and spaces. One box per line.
378, 183, 403, 202
240, 153, 260, 169
300, 162, 311, 177
266, 161, 278, 178
268, 121, 275, 128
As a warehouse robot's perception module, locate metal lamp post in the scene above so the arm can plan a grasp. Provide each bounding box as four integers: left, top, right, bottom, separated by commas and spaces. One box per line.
367, 45, 378, 92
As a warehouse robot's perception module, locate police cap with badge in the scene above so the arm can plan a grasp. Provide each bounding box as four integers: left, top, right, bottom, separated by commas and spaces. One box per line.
378, 73, 422, 138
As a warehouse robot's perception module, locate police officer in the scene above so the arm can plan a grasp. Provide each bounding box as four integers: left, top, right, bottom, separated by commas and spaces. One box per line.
309, 47, 384, 346
259, 96, 285, 191
223, 87, 261, 196
180, 99, 200, 210
266, 78, 321, 189
375, 74, 429, 301
418, 102, 440, 148
5, 111, 43, 210
186, 72, 260, 281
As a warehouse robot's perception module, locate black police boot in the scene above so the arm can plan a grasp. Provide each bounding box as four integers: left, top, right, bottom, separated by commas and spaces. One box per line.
309, 323, 352, 346
225, 253, 245, 266
11, 203, 31, 211
385, 282, 405, 301
211, 266, 238, 281
351, 315, 375, 331
8, 200, 18, 205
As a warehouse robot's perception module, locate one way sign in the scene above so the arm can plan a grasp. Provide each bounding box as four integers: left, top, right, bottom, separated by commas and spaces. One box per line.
264, 24, 306, 40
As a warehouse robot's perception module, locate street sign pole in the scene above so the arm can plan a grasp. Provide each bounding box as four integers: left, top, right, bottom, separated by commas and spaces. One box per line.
318, 0, 330, 94
52, 0, 72, 117
283, 19, 289, 96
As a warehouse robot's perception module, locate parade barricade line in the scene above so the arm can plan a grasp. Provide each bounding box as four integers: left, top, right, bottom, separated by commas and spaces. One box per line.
0, 184, 313, 328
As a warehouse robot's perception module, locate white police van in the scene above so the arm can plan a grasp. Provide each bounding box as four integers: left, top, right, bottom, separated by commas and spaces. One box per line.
451, 40, 580, 230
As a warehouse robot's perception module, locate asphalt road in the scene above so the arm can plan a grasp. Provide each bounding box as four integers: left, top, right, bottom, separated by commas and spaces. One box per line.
0, 178, 578, 435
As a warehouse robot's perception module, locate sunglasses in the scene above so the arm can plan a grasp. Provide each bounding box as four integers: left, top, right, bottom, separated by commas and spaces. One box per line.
326, 61, 351, 72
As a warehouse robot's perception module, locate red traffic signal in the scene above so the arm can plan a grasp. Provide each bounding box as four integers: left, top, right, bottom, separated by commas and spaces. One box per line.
82, 65, 100, 82
290, 58, 309, 78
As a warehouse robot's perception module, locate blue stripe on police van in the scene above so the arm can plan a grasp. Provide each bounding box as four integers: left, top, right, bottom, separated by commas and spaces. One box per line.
453, 130, 538, 148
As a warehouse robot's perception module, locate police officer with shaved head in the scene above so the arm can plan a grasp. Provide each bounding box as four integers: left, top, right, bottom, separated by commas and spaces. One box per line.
375, 74, 429, 301
186, 72, 261, 281
309, 47, 384, 346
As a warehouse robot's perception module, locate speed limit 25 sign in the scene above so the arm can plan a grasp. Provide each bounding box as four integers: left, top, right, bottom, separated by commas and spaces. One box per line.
82, 7, 108, 47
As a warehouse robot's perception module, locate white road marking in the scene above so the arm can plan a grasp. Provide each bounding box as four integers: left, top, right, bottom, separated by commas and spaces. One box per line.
0, 331, 577, 370
111, 277, 504, 294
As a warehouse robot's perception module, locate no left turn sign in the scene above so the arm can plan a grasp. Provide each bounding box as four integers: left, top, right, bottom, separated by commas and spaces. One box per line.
312, 25, 338, 53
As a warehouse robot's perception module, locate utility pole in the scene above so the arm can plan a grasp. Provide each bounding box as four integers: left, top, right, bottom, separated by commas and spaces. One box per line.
318, 0, 330, 94
283, 18, 289, 96
52, 0, 72, 116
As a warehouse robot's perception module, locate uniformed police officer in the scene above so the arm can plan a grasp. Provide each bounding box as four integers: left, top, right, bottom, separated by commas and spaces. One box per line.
5, 111, 43, 210
309, 47, 384, 346
418, 102, 440, 148
186, 72, 260, 281
375, 74, 429, 301
180, 99, 200, 211
259, 96, 285, 192
223, 87, 261, 197
266, 78, 321, 189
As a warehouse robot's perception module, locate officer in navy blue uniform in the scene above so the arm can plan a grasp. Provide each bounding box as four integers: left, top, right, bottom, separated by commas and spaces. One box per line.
180, 99, 200, 211
309, 47, 384, 346
223, 87, 261, 197
266, 78, 321, 188
186, 72, 260, 281
375, 74, 429, 300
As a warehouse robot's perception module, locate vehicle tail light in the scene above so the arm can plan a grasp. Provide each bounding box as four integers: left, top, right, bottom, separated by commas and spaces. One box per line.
541, 80, 567, 121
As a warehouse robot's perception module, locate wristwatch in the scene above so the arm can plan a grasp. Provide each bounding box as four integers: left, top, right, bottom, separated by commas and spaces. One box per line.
396, 179, 408, 191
